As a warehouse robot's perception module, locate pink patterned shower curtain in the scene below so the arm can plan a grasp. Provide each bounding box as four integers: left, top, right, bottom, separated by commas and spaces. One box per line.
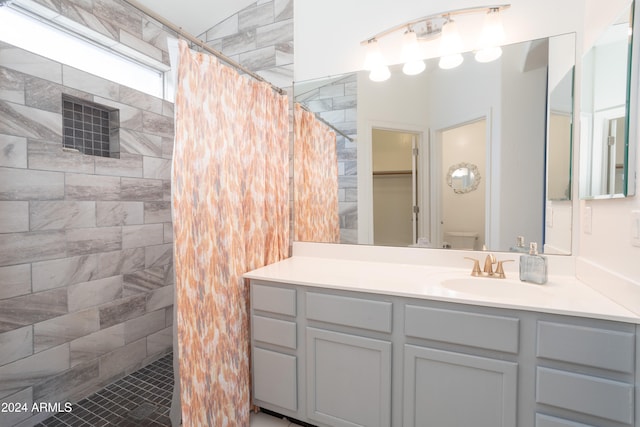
294, 103, 341, 243
172, 40, 289, 426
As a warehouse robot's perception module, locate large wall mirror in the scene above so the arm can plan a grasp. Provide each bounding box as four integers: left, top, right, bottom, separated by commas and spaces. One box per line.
294, 33, 576, 255
580, 0, 638, 199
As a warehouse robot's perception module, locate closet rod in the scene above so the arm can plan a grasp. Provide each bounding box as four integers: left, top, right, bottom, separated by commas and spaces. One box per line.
122, 0, 287, 96
298, 103, 355, 142
373, 170, 412, 176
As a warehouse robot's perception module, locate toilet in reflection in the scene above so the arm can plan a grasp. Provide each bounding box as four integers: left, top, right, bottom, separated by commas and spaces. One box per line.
443, 231, 478, 250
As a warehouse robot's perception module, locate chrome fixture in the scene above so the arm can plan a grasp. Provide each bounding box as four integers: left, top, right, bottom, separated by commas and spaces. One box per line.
361, 4, 510, 81
465, 254, 514, 279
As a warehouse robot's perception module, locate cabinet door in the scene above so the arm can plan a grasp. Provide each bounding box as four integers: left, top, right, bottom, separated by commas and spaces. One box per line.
403, 345, 517, 427
306, 328, 391, 427
253, 347, 297, 412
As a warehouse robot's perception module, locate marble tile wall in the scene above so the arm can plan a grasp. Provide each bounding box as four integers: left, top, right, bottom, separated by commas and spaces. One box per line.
0, 1, 178, 425
294, 74, 358, 243
200, 0, 293, 93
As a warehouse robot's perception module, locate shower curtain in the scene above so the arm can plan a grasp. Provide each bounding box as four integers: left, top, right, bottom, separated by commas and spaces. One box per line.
294, 103, 341, 243
172, 40, 289, 426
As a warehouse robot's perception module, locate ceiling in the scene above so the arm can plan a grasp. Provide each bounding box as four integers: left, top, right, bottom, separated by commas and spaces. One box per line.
133, 0, 254, 37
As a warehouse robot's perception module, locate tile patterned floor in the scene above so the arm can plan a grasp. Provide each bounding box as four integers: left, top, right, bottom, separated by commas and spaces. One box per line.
36, 353, 308, 427
37, 353, 174, 427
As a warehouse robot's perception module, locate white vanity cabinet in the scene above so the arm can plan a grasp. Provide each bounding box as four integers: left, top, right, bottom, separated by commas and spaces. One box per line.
249, 279, 638, 427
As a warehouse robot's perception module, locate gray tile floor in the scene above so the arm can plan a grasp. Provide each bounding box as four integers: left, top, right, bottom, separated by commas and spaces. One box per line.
37, 353, 173, 427
36, 353, 308, 427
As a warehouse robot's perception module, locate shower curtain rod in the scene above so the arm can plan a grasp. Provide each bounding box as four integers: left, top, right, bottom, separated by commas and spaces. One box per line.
298, 103, 355, 142
123, 0, 287, 96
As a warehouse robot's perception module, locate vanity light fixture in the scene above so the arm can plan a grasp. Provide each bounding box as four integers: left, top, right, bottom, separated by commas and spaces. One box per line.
360, 4, 510, 80
364, 39, 391, 82
402, 29, 426, 75
474, 7, 506, 63
439, 18, 464, 70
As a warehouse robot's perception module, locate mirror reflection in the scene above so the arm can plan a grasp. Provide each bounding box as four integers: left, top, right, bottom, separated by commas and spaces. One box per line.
580, 2, 634, 198
294, 33, 576, 254
447, 163, 481, 194
547, 69, 574, 201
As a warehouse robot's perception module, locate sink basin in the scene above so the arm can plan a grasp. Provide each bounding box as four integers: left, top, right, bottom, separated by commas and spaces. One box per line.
440, 277, 550, 301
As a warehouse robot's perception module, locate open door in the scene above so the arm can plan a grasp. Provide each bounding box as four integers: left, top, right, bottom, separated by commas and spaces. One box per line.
371, 128, 419, 246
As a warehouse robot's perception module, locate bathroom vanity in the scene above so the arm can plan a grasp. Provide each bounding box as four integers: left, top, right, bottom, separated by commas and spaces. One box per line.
245, 248, 640, 427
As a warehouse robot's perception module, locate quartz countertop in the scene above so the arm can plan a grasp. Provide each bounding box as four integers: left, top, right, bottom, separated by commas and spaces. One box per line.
244, 256, 640, 324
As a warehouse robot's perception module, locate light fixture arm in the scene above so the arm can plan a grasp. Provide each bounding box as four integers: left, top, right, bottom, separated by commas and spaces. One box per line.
359, 4, 510, 45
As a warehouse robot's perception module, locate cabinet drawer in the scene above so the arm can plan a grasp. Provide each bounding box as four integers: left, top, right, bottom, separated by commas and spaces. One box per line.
536, 367, 633, 424
535, 414, 595, 427
306, 292, 392, 333
252, 283, 296, 316
253, 348, 297, 412
405, 305, 519, 353
537, 321, 634, 373
253, 315, 296, 349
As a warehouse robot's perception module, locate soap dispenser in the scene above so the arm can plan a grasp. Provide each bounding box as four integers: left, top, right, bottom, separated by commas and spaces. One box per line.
519, 242, 547, 284
510, 236, 528, 253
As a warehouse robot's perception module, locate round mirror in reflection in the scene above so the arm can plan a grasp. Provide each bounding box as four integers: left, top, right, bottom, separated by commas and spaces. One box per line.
447, 162, 481, 193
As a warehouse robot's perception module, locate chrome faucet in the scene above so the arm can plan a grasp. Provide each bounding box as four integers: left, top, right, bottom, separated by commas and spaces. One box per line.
464, 254, 514, 279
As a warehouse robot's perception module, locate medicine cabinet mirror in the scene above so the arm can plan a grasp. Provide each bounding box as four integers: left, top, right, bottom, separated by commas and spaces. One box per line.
580, 0, 638, 199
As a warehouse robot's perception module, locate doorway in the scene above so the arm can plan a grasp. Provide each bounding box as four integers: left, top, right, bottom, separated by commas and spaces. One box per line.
437, 119, 487, 250
371, 128, 420, 246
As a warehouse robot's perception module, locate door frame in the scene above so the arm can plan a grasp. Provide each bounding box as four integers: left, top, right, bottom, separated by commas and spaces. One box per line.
358, 120, 429, 245
431, 110, 493, 249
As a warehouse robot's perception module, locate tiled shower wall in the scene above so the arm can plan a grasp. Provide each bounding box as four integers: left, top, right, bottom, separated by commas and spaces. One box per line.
199, 0, 294, 90
293, 74, 358, 243
0, 1, 177, 426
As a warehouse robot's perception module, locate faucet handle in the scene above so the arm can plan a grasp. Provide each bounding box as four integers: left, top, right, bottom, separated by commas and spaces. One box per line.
464, 257, 482, 276
494, 259, 515, 279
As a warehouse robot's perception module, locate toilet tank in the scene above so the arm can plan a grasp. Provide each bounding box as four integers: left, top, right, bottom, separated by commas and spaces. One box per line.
444, 231, 478, 250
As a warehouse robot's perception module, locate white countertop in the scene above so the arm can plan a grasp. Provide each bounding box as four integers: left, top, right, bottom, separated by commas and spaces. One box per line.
244, 255, 640, 324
